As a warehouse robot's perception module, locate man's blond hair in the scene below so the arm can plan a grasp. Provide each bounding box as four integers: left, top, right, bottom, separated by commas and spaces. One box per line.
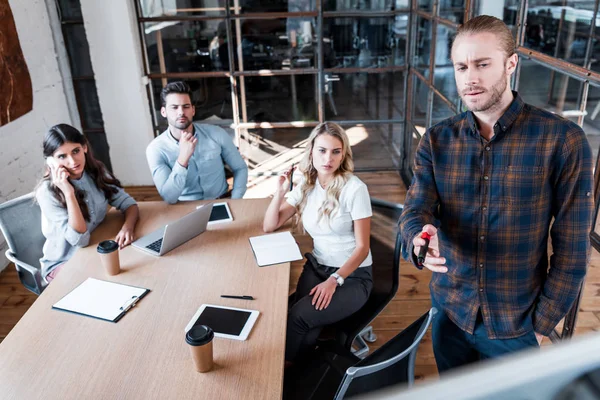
452, 15, 516, 59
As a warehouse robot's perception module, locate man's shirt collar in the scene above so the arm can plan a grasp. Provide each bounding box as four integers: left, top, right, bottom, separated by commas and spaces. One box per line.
466, 91, 525, 137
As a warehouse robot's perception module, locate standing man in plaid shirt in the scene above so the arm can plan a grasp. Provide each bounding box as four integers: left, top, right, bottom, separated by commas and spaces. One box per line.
399, 15, 594, 373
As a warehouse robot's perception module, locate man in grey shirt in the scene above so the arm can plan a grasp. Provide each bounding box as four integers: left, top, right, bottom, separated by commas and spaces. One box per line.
146, 81, 248, 204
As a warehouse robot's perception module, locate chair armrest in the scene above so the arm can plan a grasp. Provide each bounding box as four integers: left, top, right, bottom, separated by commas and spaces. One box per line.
5, 250, 40, 276
6, 250, 46, 295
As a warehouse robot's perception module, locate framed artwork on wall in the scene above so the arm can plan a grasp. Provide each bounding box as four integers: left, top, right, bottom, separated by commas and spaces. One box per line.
0, 0, 33, 126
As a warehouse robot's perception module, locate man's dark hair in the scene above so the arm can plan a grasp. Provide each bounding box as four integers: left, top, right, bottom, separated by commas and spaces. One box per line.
160, 81, 193, 107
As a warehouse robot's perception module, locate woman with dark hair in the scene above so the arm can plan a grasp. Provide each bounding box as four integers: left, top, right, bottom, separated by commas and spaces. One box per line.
36, 124, 139, 283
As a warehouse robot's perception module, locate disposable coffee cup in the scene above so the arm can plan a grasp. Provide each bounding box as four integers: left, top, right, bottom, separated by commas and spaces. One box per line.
186, 325, 214, 373
97, 240, 120, 276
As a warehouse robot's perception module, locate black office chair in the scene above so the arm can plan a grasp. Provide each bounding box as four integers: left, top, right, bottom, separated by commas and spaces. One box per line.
284, 308, 436, 400
0, 192, 46, 294
287, 200, 402, 357
329, 200, 403, 357
323, 308, 436, 399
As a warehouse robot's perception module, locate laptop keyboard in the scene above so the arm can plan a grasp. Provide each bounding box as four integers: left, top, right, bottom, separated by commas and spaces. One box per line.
146, 238, 163, 253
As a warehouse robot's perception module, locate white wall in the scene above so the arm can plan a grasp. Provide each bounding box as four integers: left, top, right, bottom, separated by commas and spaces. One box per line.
80, 0, 155, 186
0, 0, 76, 272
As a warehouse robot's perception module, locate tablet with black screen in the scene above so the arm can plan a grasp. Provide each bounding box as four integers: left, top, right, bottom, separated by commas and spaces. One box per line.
198, 202, 233, 225
184, 304, 259, 341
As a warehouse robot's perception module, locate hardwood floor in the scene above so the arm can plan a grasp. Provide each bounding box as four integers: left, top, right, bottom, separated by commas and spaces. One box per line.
2, 172, 600, 385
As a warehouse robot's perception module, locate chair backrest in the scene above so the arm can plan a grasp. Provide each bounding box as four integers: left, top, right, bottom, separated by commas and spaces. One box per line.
0, 192, 44, 270
333, 200, 403, 349
335, 308, 437, 399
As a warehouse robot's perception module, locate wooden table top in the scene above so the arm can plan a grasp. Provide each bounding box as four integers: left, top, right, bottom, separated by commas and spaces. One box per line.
0, 199, 290, 400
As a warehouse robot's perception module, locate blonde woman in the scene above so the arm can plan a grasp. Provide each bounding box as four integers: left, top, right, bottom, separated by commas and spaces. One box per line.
263, 122, 373, 363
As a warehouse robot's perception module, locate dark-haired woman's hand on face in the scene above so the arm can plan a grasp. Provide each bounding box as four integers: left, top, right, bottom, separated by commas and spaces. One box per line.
49, 163, 74, 196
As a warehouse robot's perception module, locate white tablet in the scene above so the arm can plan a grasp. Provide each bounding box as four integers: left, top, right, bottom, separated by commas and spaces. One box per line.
184, 304, 259, 341
198, 202, 233, 225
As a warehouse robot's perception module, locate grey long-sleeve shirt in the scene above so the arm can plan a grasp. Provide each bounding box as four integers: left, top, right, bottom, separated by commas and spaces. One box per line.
146, 123, 248, 204
36, 172, 137, 279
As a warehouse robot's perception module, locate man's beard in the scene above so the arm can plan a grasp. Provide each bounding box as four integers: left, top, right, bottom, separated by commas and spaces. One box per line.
170, 117, 192, 130
460, 73, 507, 113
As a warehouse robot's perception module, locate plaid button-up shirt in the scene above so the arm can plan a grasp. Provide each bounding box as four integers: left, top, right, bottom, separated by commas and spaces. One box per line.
399, 93, 594, 339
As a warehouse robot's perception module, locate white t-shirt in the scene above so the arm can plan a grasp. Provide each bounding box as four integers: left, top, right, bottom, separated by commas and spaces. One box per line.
286, 175, 373, 268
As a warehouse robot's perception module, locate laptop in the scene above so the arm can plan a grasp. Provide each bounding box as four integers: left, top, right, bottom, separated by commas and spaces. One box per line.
132, 204, 213, 256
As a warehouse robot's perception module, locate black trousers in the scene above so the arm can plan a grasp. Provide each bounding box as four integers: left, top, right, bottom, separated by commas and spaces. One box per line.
286, 254, 373, 361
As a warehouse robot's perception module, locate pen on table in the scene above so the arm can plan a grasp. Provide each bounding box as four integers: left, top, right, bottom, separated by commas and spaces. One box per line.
417, 232, 431, 266
221, 295, 255, 300
289, 163, 295, 192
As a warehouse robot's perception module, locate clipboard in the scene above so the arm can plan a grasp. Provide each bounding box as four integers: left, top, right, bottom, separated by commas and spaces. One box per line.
52, 278, 150, 322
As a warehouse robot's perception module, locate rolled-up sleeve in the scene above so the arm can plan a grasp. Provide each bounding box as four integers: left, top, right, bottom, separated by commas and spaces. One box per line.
534, 126, 594, 335
108, 187, 137, 212
36, 186, 90, 247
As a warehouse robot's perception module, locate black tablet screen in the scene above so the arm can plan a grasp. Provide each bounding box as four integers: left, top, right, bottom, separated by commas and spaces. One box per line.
209, 204, 230, 222
192, 307, 251, 336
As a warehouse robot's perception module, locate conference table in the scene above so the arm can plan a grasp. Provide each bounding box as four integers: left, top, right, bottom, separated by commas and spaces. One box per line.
0, 199, 290, 399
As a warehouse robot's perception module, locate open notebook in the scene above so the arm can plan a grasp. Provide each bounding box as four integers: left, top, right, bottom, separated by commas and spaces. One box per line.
52, 278, 150, 322
249, 231, 303, 267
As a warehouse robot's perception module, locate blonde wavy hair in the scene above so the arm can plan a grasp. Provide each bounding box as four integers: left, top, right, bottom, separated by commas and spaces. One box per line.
294, 122, 354, 228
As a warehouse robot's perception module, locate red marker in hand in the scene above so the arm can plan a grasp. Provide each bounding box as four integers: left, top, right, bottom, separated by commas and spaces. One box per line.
417, 232, 431, 266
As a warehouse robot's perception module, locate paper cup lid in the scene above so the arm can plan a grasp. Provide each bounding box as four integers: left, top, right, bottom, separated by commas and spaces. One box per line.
186, 325, 214, 346
97, 240, 118, 254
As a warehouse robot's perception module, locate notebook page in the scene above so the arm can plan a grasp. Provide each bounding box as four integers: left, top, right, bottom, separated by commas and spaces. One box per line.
53, 278, 147, 321
249, 231, 302, 266
249, 231, 295, 249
